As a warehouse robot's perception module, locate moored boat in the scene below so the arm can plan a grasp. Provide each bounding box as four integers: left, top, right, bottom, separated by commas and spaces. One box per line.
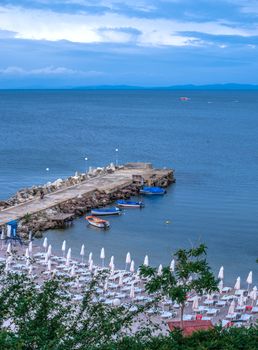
116, 200, 144, 208
139, 186, 166, 195
91, 207, 121, 216
86, 216, 110, 229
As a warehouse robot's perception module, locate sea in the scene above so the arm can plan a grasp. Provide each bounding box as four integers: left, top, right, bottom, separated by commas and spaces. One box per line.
0, 89, 257, 285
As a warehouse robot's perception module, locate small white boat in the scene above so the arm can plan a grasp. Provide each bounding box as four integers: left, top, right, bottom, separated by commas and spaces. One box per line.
116, 200, 144, 208
86, 216, 110, 229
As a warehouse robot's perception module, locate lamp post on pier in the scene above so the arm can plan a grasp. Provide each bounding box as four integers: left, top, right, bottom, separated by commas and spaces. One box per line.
84, 157, 88, 173
115, 148, 119, 166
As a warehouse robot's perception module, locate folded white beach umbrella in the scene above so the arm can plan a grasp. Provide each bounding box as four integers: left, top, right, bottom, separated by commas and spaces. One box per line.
47, 259, 52, 272
238, 292, 244, 307
130, 260, 135, 273
250, 286, 257, 304
192, 296, 199, 311
218, 280, 223, 293
157, 264, 163, 276
228, 299, 235, 314
1, 231, 5, 250
126, 252, 131, 265
28, 264, 33, 275
130, 283, 135, 299
110, 263, 115, 275
80, 244, 85, 262
234, 277, 241, 290
6, 242, 12, 254
5, 262, 10, 273
6, 255, 12, 265
47, 244, 52, 257
75, 277, 80, 288
70, 264, 76, 277
143, 255, 149, 267
66, 248, 71, 266
170, 259, 175, 272
44, 252, 49, 263
109, 256, 114, 268
104, 279, 108, 291
61, 240, 66, 257
28, 241, 33, 254
7, 225, 11, 238
118, 273, 124, 287
43, 237, 48, 252
100, 247, 105, 267
218, 266, 224, 280
25, 248, 30, 259
246, 271, 252, 285
88, 252, 93, 264
89, 259, 93, 271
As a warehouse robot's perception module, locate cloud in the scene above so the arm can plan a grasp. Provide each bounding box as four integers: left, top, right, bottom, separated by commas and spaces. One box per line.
0, 4, 256, 48
0, 65, 103, 76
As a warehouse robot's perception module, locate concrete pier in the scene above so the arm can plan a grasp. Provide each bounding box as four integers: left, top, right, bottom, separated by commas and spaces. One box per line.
0, 163, 174, 227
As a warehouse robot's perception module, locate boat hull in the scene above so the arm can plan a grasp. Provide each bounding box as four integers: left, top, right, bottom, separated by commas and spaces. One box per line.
91, 207, 121, 216
139, 186, 166, 195
86, 216, 110, 229
116, 200, 144, 208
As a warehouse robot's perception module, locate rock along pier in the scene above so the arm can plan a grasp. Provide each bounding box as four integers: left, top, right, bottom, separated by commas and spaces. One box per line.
0, 163, 175, 238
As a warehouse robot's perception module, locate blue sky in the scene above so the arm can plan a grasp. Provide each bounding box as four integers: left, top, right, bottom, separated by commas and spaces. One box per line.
0, 0, 258, 87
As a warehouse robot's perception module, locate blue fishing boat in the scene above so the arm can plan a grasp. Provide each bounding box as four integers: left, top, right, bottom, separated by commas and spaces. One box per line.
116, 200, 144, 208
91, 207, 121, 216
139, 186, 166, 195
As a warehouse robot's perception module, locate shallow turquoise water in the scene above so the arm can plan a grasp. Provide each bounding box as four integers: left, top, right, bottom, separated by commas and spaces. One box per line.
0, 90, 257, 284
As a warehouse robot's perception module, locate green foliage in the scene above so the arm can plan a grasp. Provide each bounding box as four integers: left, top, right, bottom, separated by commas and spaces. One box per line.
22, 213, 32, 224
0, 266, 156, 350
98, 326, 258, 350
139, 244, 218, 325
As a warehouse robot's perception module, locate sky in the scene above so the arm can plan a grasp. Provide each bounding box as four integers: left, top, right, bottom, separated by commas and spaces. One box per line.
0, 0, 258, 87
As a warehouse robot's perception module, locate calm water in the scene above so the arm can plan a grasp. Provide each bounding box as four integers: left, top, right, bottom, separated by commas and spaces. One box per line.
0, 90, 257, 284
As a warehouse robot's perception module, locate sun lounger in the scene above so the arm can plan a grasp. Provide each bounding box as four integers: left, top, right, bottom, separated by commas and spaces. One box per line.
235, 305, 245, 312
239, 314, 252, 322
160, 311, 174, 319
251, 306, 258, 313
206, 308, 219, 316
216, 300, 227, 307
183, 314, 194, 320
226, 313, 237, 320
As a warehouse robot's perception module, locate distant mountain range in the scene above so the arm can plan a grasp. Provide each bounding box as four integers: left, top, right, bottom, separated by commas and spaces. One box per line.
72, 83, 258, 90
2, 83, 258, 90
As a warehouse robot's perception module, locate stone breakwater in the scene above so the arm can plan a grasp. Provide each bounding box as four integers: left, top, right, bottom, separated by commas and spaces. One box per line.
0, 163, 175, 239
0, 164, 118, 210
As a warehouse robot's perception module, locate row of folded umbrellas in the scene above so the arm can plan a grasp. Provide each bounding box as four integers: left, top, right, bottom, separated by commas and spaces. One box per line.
2, 237, 256, 291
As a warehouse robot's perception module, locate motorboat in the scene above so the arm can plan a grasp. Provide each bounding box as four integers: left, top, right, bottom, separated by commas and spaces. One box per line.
91, 207, 121, 216
116, 200, 144, 208
139, 186, 166, 195
86, 216, 110, 229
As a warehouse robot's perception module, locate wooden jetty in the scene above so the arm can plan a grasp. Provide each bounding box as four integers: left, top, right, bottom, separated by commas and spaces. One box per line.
0, 163, 174, 227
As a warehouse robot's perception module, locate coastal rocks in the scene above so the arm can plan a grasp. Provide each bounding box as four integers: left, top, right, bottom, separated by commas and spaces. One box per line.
0, 201, 10, 210
3, 164, 116, 207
